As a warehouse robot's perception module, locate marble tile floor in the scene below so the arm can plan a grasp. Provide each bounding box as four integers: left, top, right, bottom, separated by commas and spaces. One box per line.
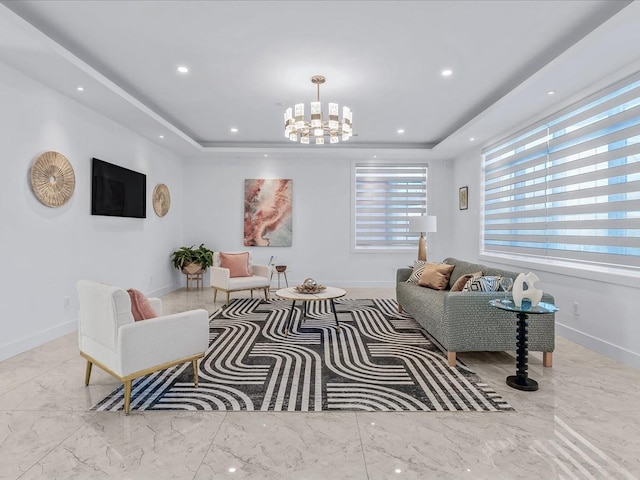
1, 287, 639, 479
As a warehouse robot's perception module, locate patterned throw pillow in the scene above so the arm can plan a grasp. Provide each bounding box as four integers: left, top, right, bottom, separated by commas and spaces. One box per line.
406, 260, 428, 284
462, 275, 502, 292
450, 271, 482, 292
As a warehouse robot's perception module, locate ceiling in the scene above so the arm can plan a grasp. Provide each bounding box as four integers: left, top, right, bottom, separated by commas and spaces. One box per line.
0, 0, 638, 160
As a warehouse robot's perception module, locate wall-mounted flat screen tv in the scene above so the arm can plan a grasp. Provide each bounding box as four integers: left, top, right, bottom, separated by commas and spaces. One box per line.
91, 158, 146, 218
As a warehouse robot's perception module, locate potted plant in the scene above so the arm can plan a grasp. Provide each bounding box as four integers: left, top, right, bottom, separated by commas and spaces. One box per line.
171, 244, 214, 274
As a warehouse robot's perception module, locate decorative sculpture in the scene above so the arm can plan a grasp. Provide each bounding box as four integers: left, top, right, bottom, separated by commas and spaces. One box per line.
512, 272, 543, 309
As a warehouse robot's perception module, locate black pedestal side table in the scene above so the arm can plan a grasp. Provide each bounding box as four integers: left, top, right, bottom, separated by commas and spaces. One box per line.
489, 299, 558, 392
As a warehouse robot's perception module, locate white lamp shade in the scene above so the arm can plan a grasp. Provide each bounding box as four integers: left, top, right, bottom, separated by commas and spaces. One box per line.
409, 215, 437, 233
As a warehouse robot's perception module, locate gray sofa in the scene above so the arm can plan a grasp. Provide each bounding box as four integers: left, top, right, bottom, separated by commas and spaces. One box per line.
396, 257, 555, 367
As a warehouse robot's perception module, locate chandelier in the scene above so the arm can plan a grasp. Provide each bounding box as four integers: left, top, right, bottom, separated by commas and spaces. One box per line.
284, 75, 353, 144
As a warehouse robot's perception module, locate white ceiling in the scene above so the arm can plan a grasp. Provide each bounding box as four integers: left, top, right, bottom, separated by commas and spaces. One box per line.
1, 0, 638, 160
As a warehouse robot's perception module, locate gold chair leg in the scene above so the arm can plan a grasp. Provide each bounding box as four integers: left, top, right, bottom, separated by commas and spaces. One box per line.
226, 292, 230, 305
250, 290, 254, 298
192, 358, 199, 387
84, 360, 93, 386
124, 380, 132, 415
213, 288, 218, 303
264, 287, 269, 300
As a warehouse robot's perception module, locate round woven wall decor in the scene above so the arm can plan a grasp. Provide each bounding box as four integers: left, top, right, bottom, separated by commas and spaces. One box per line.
30, 151, 76, 207
152, 183, 171, 217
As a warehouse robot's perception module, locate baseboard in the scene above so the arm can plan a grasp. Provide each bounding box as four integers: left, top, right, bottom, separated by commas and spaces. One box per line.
0, 319, 77, 362
556, 322, 640, 370
147, 282, 178, 298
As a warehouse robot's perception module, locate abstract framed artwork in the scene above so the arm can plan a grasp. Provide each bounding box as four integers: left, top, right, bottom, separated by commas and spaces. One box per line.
244, 179, 293, 246
459, 186, 468, 210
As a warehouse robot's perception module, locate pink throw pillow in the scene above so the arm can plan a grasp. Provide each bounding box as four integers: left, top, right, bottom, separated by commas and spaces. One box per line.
127, 288, 157, 321
219, 252, 251, 278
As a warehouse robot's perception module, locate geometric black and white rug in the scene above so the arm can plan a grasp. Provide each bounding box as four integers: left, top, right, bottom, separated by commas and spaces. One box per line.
92, 298, 512, 413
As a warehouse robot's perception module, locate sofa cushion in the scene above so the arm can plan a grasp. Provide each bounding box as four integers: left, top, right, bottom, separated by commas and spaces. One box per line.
220, 252, 251, 277
418, 263, 455, 290
127, 288, 157, 321
444, 257, 520, 290
450, 271, 482, 292
462, 275, 502, 292
406, 260, 428, 284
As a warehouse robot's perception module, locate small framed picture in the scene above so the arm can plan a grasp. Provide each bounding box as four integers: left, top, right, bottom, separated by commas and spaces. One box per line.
459, 186, 468, 210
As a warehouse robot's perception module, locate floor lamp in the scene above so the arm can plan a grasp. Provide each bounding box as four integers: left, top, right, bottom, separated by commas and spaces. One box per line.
408, 215, 437, 261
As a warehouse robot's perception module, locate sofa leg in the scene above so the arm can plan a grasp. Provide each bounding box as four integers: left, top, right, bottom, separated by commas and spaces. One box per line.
447, 352, 456, 367
543, 351, 553, 367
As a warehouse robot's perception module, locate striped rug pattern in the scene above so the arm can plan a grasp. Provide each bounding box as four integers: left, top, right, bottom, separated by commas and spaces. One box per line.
92, 298, 512, 412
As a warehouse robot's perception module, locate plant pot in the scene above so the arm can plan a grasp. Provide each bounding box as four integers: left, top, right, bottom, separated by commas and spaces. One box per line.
182, 263, 204, 275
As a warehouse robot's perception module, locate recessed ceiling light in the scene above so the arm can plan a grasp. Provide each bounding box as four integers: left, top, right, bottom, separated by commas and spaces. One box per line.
442, 69, 453, 77
76, 86, 84, 91
470, 137, 475, 141
177, 65, 189, 74
159, 135, 164, 139
264, 154, 268, 157
547, 90, 556, 95
373, 155, 377, 158
228, 467, 237, 473
397, 129, 405, 134
230, 128, 238, 133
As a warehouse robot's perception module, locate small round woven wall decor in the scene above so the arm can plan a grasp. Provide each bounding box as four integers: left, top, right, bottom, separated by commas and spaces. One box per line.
152, 183, 171, 217
30, 151, 76, 207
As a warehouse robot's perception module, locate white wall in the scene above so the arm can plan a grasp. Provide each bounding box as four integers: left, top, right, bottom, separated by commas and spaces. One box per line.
0, 62, 185, 361
451, 149, 640, 370
182, 155, 453, 287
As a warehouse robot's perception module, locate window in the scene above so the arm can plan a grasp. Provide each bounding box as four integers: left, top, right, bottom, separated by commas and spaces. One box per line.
483, 72, 640, 270
353, 162, 427, 251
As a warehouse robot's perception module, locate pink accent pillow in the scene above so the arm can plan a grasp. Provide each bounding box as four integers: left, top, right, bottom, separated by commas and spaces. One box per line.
219, 252, 251, 278
127, 288, 157, 321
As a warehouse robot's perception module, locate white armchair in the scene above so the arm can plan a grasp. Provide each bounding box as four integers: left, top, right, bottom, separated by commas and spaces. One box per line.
76, 280, 209, 414
210, 251, 270, 305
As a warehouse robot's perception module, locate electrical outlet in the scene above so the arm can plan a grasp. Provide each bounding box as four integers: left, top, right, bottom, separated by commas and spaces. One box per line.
64, 296, 71, 310
573, 302, 579, 316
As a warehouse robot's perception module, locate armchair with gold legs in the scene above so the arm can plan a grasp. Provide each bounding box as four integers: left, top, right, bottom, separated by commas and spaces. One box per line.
76, 280, 209, 414
210, 251, 270, 305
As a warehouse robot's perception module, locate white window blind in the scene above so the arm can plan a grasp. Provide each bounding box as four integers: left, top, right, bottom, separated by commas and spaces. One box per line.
354, 163, 427, 250
483, 72, 640, 269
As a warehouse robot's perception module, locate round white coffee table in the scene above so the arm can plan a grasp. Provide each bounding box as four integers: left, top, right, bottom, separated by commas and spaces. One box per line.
275, 286, 346, 335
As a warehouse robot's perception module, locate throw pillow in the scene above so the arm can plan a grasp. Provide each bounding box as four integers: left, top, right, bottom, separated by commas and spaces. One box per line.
462, 275, 502, 292
450, 271, 482, 292
406, 260, 428, 284
220, 251, 251, 277
127, 288, 157, 321
418, 263, 455, 290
